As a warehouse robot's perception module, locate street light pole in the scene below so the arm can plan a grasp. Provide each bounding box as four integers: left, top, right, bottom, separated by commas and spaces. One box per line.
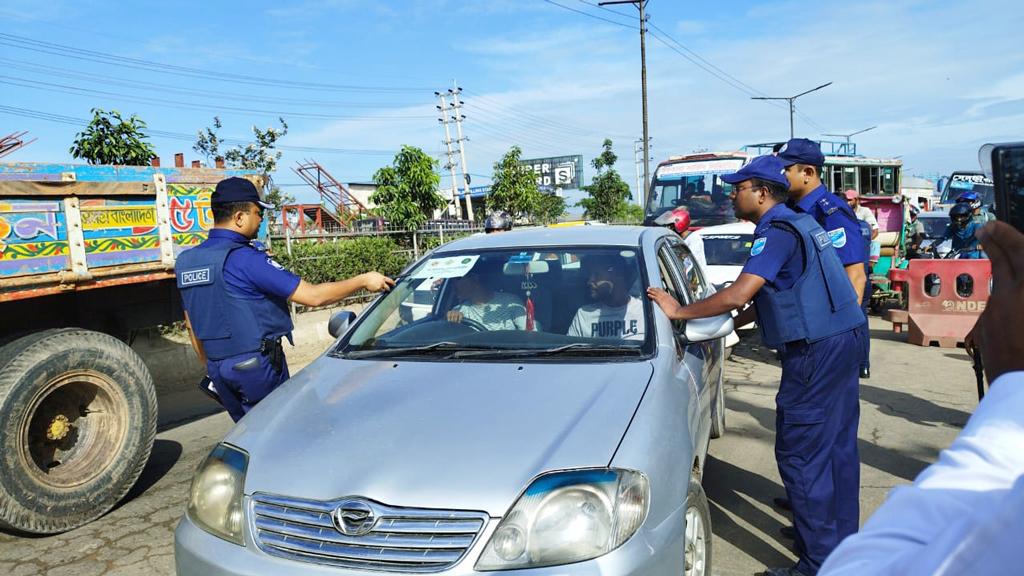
751, 81, 833, 139
600, 0, 650, 204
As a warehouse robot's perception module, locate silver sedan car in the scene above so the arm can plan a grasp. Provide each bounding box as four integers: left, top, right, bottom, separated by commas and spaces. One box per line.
175, 225, 732, 576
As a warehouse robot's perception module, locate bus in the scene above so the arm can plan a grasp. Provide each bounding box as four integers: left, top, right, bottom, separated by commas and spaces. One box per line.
937, 171, 994, 210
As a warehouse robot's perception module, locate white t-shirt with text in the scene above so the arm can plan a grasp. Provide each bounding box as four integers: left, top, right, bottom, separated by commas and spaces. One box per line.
567, 297, 646, 341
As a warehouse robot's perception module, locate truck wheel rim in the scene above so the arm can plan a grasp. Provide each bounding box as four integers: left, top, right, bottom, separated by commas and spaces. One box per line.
18, 371, 129, 489
684, 505, 707, 576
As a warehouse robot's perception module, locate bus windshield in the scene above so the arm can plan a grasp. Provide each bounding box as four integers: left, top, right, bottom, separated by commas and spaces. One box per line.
941, 172, 995, 206
645, 158, 744, 228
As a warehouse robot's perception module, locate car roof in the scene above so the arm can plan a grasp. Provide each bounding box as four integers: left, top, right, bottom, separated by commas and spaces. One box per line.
436, 225, 668, 253
689, 221, 756, 236
918, 211, 948, 219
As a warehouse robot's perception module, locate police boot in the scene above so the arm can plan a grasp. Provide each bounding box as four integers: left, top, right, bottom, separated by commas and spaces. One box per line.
860, 366, 870, 378
762, 566, 812, 576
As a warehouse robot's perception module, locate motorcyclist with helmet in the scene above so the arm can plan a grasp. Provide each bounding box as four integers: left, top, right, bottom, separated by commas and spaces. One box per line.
934, 203, 986, 259
956, 190, 996, 225
484, 211, 513, 233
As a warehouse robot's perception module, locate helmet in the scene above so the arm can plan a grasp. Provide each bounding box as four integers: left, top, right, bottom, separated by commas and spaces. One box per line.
956, 191, 982, 211
484, 211, 513, 233
949, 202, 972, 224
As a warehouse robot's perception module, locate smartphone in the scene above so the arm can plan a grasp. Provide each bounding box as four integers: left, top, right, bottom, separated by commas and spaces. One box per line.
991, 142, 1024, 231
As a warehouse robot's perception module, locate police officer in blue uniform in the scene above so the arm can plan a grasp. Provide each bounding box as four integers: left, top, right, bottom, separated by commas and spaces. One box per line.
176, 178, 395, 422
647, 155, 864, 576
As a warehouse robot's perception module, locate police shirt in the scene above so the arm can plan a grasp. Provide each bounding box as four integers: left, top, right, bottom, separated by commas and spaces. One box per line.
210, 229, 301, 300
740, 203, 803, 292
791, 184, 867, 267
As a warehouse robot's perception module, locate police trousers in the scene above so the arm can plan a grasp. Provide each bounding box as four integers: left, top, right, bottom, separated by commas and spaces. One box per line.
776, 328, 860, 575
207, 347, 290, 422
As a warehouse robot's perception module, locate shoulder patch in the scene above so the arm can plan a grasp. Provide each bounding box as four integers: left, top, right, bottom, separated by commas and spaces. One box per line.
827, 227, 847, 249
813, 231, 832, 249
750, 237, 768, 256
267, 257, 285, 271
179, 268, 212, 287
249, 240, 268, 252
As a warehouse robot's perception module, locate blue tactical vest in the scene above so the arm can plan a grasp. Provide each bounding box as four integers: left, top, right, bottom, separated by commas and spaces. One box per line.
753, 212, 865, 348
175, 234, 293, 360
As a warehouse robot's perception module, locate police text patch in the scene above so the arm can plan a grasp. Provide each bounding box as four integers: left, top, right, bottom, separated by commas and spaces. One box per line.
750, 237, 767, 256
179, 268, 212, 286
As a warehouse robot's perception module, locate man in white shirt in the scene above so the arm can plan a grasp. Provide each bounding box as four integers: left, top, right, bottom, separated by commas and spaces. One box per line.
568, 255, 645, 341
447, 260, 529, 331
844, 189, 879, 239
819, 220, 1024, 575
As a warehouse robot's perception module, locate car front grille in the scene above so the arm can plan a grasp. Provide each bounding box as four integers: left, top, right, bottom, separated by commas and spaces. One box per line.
250, 493, 489, 572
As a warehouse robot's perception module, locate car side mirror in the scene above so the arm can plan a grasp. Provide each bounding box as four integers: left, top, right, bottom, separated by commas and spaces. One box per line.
683, 313, 734, 343
328, 310, 357, 339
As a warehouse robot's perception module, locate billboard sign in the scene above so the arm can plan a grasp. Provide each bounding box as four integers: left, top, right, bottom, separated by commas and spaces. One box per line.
521, 155, 583, 190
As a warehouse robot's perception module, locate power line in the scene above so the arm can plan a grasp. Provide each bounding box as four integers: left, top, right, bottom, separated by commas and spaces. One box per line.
541, 0, 635, 28
0, 104, 398, 156
0, 32, 431, 93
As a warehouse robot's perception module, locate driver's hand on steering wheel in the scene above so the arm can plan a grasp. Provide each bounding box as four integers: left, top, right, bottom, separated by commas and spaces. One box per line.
447, 310, 464, 323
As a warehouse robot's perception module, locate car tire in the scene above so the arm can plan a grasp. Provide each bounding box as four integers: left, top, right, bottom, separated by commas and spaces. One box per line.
684, 477, 712, 576
0, 329, 157, 534
709, 372, 726, 439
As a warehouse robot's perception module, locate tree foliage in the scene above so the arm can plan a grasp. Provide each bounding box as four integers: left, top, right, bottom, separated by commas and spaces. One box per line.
371, 145, 445, 230
578, 139, 632, 222
69, 108, 156, 166
193, 116, 289, 175
487, 146, 566, 224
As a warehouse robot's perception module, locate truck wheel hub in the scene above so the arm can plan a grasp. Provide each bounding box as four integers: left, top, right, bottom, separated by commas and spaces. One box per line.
46, 414, 71, 441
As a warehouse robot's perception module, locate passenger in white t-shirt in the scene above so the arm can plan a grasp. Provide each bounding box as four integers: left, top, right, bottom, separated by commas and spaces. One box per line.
567, 255, 645, 341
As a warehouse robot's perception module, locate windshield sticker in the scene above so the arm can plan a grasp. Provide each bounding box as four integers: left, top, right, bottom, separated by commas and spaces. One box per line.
410, 255, 480, 279
658, 159, 744, 177
828, 228, 848, 248
750, 237, 767, 256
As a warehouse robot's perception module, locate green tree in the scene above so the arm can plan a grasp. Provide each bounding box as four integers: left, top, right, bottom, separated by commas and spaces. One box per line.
69, 108, 156, 165
371, 145, 445, 230
534, 192, 567, 224
487, 146, 541, 218
578, 139, 631, 221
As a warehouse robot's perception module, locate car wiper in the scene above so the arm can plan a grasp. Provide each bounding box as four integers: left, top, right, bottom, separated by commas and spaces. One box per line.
447, 343, 644, 359
344, 341, 469, 359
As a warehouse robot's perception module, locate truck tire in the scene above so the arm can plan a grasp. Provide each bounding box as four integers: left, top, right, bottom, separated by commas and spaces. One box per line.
0, 329, 157, 534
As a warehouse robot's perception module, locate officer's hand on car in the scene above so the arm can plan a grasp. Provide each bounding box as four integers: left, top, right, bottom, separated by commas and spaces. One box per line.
446, 310, 464, 323
361, 272, 396, 292
646, 287, 684, 320
972, 221, 1024, 383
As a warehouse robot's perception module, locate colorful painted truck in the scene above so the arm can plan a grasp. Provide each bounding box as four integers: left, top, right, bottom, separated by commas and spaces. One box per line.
0, 162, 260, 535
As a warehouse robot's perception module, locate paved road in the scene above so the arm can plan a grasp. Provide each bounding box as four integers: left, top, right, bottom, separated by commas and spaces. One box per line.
0, 317, 979, 575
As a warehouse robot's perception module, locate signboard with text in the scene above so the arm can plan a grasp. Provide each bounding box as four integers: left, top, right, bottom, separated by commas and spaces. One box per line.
520, 155, 583, 190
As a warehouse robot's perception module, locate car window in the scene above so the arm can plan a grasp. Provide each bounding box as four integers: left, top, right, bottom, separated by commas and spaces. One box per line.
670, 241, 707, 298
337, 246, 654, 360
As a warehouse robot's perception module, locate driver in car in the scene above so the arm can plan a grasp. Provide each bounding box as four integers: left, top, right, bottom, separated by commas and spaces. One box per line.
567, 255, 645, 341
446, 259, 530, 330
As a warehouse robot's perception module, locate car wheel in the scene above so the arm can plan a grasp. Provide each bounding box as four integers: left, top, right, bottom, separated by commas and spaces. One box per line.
709, 372, 725, 439
684, 477, 712, 576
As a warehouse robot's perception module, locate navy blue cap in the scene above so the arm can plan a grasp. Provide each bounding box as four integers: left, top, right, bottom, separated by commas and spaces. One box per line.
211, 177, 273, 208
721, 155, 790, 189
777, 138, 825, 167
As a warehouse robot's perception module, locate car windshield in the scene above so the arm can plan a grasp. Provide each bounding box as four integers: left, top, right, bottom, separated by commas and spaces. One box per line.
701, 234, 754, 266
941, 174, 995, 205
645, 158, 744, 227
919, 216, 950, 239
336, 247, 653, 360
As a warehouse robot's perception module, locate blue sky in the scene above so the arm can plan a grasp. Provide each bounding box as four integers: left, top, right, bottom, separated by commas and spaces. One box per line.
2, 0, 1022, 205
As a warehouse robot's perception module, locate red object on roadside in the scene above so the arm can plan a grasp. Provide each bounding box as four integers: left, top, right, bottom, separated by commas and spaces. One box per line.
895, 260, 991, 347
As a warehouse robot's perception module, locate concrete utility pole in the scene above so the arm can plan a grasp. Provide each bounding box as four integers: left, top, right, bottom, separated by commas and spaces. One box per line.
436, 92, 461, 218
751, 82, 833, 139
601, 0, 650, 205
822, 126, 876, 156
633, 137, 651, 206
449, 83, 474, 221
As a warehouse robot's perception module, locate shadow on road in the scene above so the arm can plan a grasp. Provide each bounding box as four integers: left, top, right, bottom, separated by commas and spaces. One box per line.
859, 383, 971, 428
118, 439, 184, 507
704, 455, 794, 568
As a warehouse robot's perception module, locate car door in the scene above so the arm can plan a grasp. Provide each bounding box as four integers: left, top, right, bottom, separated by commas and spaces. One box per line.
669, 238, 724, 394
655, 242, 708, 447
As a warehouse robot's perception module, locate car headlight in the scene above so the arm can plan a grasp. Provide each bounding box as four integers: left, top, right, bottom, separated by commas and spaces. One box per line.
476, 469, 649, 571
187, 443, 248, 546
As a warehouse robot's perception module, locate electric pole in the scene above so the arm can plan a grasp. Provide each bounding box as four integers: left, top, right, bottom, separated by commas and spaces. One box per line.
450, 83, 474, 221
436, 92, 461, 218
751, 82, 832, 139
601, 0, 650, 205
822, 126, 876, 156
633, 137, 651, 206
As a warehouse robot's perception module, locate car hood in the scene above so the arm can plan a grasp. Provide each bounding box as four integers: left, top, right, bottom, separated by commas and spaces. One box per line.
227, 358, 654, 516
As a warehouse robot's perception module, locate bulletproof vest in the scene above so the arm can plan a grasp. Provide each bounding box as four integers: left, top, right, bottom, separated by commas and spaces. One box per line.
753, 212, 865, 348
175, 234, 293, 360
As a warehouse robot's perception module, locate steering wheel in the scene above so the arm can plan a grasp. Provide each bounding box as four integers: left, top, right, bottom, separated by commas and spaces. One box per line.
459, 317, 489, 332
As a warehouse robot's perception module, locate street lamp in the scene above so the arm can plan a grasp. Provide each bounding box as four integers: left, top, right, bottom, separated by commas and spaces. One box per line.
752, 82, 833, 139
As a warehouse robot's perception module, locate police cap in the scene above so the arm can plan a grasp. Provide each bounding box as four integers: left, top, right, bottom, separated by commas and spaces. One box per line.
212, 177, 273, 208
721, 155, 790, 189
777, 138, 825, 168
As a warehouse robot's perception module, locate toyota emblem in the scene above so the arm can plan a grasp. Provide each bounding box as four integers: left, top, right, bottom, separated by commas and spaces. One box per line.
332, 499, 376, 536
